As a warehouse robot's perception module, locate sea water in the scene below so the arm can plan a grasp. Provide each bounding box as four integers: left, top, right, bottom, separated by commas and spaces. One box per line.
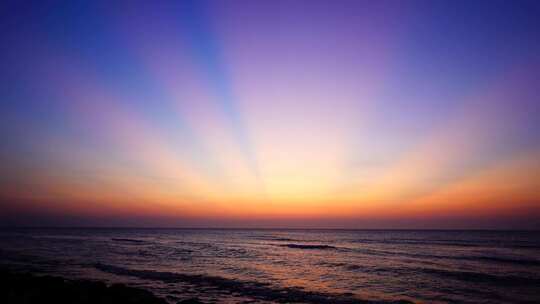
1, 228, 539, 303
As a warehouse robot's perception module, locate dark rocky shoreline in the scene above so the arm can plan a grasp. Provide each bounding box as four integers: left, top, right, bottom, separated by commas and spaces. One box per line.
0, 269, 202, 304
1, 266, 414, 304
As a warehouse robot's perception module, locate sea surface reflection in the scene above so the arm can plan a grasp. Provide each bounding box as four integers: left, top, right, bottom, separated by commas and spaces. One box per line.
1, 229, 539, 303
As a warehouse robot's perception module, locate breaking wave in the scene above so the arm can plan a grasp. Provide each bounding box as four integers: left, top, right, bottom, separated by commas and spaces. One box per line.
94, 263, 412, 304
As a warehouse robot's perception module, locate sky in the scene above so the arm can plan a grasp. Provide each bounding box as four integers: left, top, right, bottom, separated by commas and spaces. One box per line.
1, 0, 540, 229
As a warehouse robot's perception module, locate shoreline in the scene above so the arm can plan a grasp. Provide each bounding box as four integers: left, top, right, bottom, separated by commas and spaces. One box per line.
0, 268, 203, 304
1, 265, 415, 304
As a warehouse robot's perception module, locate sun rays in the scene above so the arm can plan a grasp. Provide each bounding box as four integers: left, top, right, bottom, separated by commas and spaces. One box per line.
1, 0, 539, 227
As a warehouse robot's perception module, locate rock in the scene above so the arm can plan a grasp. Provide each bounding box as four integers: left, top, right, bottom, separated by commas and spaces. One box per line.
0, 269, 168, 304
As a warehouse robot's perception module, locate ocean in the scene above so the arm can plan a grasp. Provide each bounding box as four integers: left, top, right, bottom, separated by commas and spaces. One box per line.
1, 228, 539, 303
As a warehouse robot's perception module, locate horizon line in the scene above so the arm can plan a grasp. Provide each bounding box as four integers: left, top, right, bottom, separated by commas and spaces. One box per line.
1, 226, 538, 232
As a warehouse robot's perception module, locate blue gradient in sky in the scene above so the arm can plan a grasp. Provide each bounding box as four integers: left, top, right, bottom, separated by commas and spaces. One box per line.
1, 0, 540, 228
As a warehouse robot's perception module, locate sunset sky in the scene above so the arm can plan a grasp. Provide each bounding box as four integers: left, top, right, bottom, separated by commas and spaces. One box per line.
1, 0, 539, 228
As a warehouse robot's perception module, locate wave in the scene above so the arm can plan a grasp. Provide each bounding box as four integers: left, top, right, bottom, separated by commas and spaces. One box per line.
322, 261, 540, 286
253, 236, 303, 242
250, 235, 323, 242
351, 238, 484, 248
348, 247, 540, 267
94, 263, 413, 304
417, 267, 540, 286
112, 238, 146, 244
351, 238, 540, 249
0, 249, 66, 270
279, 244, 338, 250
471, 256, 540, 266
